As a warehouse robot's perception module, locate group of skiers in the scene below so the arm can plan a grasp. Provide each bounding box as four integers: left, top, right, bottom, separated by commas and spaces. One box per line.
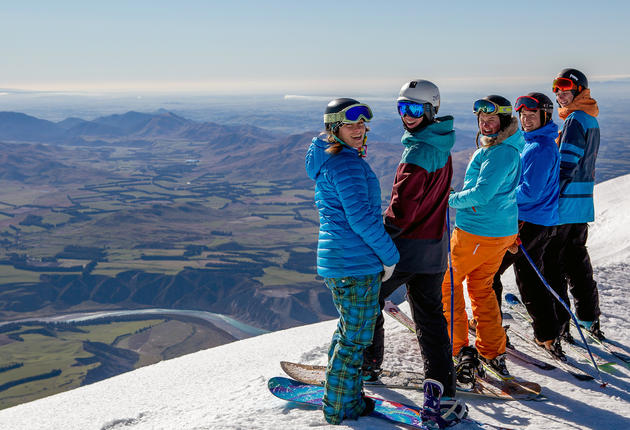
305, 67, 603, 427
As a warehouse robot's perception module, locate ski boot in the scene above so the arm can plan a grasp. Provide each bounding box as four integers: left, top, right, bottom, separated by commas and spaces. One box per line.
535, 337, 566, 360
479, 353, 510, 379
579, 318, 605, 341
455, 346, 482, 389
359, 394, 375, 417
559, 323, 575, 345
361, 365, 382, 382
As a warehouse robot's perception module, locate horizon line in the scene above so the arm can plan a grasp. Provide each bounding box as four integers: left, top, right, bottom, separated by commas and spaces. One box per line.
2, 74, 630, 95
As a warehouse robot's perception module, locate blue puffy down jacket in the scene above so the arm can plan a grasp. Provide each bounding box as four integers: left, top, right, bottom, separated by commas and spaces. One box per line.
305, 136, 399, 278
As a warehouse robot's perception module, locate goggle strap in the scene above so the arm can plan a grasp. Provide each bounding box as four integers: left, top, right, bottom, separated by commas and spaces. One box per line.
324, 103, 373, 124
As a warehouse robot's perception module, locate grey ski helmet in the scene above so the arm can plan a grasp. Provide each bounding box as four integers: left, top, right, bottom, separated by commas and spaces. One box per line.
397, 79, 440, 122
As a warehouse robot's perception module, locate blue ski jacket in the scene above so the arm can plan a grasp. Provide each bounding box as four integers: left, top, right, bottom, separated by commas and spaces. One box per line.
449, 118, 525, 237
516, 121, 560, 226
305, 136, 399, 278
557, 106, 600, 224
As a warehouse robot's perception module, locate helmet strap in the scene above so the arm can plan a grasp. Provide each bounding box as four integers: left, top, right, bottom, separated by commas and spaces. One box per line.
541, 111, 550, 126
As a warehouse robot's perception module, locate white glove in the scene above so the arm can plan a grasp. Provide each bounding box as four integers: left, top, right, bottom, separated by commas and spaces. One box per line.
381, 264, 396, 283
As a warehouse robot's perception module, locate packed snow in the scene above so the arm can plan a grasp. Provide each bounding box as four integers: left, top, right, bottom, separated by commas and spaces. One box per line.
1, 175, 630, 430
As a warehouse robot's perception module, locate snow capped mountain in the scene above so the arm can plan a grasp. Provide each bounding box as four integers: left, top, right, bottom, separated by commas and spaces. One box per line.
2, 175, 630, 430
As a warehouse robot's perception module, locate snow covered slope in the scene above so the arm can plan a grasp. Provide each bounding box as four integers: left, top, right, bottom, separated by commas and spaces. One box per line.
1, 175, 630, 430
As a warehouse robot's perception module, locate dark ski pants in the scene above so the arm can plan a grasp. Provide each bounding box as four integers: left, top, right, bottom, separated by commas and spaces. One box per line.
492, 221, 562, 341
323, 274, 380, 424
363, 271, 456, 397
543, 223, 600, 328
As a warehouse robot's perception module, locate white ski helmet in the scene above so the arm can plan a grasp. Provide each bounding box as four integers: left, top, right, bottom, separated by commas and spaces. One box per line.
397, 79, 440, 121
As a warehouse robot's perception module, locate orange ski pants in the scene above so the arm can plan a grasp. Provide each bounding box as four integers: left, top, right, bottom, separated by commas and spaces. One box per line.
441, 227, 517, 360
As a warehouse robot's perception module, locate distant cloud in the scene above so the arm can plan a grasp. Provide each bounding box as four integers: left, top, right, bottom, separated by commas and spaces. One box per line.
284, 94, 395, 103
284, 95, 331, 101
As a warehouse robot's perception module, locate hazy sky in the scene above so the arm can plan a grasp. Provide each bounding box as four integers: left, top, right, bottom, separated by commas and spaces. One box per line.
2, 1, 629, 94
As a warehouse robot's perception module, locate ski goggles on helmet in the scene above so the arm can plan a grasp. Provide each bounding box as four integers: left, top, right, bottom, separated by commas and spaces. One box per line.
552, 77, 578, 93
515, 96, 552, 113
473, 99, 512, 115
397, 101, 427, 118
324, 103, 373, 124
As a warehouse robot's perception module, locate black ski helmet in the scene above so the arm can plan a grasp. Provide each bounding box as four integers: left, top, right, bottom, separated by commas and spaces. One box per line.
516, 92, 554, 127
324, 97, 359, 133
477, 94, 513, 131
556, 68, 588, 95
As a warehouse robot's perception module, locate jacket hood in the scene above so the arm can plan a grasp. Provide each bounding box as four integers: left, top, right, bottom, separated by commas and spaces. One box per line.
479, 116, 520, 148
401, 116, 455, 153
305, 136, 359, 180
523, 120, 558, 143
558, 89, 599, 119
305, 136, 331, 180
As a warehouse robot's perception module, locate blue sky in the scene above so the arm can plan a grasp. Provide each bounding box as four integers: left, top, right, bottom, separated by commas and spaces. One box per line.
1, 1, 629, 94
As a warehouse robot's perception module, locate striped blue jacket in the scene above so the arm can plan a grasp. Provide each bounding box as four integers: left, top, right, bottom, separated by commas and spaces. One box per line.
557, 110, 600, 224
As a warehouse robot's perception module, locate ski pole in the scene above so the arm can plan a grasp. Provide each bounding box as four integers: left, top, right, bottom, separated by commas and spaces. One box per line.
446, 207, 454, 351
517, 241, 607, 387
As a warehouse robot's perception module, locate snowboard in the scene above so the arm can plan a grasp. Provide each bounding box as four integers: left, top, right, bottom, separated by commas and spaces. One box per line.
268, 376, 430, 429
280, 361, 543, 401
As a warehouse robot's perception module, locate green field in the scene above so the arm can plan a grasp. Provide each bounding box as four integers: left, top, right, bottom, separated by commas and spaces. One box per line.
0, 320, 162, 409
0, 316, 236, 409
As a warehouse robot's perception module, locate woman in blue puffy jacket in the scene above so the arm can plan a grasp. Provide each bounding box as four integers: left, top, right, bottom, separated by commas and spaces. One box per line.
305, 97, 399, 425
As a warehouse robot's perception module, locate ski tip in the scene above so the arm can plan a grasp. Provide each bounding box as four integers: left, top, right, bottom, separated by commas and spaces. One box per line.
573, 373, 595, 381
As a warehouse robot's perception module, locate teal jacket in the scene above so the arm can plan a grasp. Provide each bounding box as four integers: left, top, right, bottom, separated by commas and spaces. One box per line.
449, 118, 525, 237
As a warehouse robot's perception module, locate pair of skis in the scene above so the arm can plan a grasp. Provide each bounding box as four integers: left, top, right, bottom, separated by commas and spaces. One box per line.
504, 293, 627, 378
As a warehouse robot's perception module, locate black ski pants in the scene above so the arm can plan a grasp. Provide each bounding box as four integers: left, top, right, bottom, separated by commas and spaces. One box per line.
543, 223, 600, 328
492, 221, 562, 341
363, 271, 456, 397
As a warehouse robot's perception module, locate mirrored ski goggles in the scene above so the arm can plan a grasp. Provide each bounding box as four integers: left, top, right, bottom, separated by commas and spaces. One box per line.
552, 77, 578, 93
473, 99, 512, 115
397, 101, 427, 118
324, 103, 373, 124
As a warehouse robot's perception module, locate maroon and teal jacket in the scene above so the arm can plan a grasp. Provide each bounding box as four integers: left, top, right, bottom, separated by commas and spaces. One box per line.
384, 116, 454, 274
